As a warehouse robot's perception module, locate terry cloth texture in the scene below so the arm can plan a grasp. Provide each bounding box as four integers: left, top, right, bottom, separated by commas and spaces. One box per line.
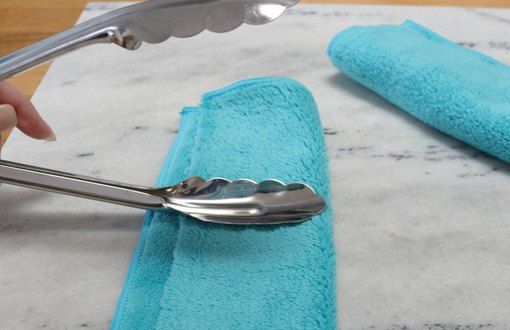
328, 20, 510, 163
111, 77, 336, 329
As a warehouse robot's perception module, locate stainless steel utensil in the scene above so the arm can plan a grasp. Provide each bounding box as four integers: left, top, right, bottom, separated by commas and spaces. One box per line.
0, 0, 299, 80
0, 0, 326, 225
0, 160, 325, 225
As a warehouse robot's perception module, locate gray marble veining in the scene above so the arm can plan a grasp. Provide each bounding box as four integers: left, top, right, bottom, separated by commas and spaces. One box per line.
1, 2, 510, 329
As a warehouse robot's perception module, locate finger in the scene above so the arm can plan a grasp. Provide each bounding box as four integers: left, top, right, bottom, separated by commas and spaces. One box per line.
0, 104, 18, 132
0, 81, 55, 140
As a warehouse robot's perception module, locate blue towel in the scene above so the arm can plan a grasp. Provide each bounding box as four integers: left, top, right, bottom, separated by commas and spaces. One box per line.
111, 77, 336, 329
328, 20, 510, 163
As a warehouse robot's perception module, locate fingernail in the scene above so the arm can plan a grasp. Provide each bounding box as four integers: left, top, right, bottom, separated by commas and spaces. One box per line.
0, 104, 17, 131
45, 129, 57, 142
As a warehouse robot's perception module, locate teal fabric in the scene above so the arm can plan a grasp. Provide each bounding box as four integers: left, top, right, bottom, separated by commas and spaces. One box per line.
328, 20, 510, 163
111, 77, 336, 329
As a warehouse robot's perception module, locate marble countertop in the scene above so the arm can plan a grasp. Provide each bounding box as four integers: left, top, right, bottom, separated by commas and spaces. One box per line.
2, 2, 510, 329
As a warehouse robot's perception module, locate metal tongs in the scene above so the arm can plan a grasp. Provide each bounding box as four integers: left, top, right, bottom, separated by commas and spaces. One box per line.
0, 0, 326, 225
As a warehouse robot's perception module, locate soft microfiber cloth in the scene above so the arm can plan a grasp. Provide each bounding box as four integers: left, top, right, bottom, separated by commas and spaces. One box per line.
111, 77, 336, 329
328, 20, 510, 163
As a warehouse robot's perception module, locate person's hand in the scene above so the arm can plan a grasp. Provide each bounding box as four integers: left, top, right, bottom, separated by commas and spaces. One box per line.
0, 80, 55, 142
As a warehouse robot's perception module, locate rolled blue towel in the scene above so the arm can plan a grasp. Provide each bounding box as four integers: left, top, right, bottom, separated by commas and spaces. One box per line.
328, 20, 510, 163
111, 78, 336, 329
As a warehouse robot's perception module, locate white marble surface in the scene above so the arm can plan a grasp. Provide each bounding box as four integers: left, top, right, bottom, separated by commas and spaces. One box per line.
2, 2, 510, 329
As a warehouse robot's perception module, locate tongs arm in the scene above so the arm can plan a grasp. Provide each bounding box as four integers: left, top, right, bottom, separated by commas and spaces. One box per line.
0, 160, 165, 209
0, 25, 139, 81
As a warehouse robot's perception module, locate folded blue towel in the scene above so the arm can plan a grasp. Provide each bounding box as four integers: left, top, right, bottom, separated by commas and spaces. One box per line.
111, 77, 336, 329
328, 20, 510, 163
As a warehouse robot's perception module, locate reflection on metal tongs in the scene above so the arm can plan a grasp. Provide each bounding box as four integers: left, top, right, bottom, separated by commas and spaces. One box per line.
0, 0, 326, 225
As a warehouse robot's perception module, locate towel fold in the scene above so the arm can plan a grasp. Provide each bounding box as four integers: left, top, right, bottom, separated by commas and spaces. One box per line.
328, 20, 510, 163
112, 77, 336, 329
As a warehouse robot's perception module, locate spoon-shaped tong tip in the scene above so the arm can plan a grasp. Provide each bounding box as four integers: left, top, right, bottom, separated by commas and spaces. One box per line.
160, 177, 326, 225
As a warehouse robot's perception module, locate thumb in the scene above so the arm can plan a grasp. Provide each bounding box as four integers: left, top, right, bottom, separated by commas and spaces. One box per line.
0, 104, 17, 132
